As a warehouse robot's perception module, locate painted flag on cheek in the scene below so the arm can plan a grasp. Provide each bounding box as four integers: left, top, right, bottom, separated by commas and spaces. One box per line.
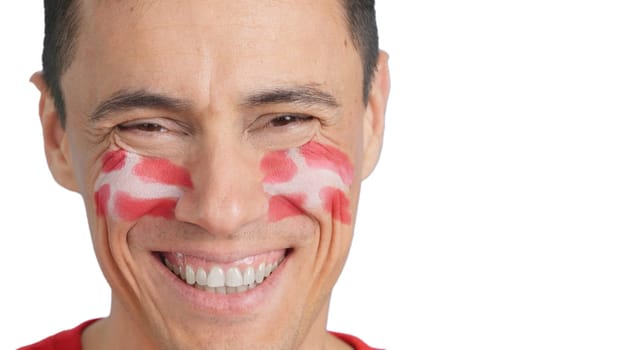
94, 150, 193, 221
261, 141, 354, 224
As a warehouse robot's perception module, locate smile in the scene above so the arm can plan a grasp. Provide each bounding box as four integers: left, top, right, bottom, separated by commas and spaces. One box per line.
160, 250, 286, 295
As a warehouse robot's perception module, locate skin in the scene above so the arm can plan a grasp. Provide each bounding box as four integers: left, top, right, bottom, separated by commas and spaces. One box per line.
31, 0, 390, 349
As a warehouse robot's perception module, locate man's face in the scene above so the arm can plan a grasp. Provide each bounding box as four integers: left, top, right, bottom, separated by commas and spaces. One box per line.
42, 0, 386, 348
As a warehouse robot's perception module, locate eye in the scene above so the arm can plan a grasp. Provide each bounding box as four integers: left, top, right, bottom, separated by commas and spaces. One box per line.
268, 114, 314, 128
118, 121, 169, 133
246, 112, 320, 149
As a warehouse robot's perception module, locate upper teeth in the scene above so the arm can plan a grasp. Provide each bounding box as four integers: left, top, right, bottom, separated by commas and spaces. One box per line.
164, 257, 282, 294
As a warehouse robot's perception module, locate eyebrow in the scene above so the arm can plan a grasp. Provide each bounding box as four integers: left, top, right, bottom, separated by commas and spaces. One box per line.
241, 85, 340, 109
89, 89, 193, 122
89, 85, 340, 122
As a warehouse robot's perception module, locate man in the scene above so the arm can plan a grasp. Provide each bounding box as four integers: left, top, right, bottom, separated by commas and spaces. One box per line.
23, 0, 389, 349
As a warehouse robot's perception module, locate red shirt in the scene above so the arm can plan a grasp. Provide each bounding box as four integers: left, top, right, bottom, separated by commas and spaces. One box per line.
18, 319, 98, 350
19, 320, 381, 350
330, 331, 383, 350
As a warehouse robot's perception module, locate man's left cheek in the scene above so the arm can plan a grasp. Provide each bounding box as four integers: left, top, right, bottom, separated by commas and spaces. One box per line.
260, 142, 354, 224
94, 150, 193, 222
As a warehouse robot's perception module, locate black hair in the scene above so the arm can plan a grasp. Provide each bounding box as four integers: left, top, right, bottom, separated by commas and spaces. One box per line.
341, 0, 379, 105
42, 0, 81, 127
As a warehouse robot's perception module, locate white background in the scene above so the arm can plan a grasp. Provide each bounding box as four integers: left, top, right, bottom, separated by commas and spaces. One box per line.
2, 1, 622, 349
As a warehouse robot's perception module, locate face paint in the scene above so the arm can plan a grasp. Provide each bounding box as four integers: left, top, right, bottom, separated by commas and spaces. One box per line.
260, 141, 354, 224
94, 150, 193, 221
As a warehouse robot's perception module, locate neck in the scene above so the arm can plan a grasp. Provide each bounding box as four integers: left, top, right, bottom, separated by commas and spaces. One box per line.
82, 298, 155, 350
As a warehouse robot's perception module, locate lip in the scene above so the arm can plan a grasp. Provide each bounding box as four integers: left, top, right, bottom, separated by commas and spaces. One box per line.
150, 248, 292, 316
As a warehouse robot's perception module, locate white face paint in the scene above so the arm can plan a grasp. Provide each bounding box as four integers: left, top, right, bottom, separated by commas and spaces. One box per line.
94, 149, 193, 221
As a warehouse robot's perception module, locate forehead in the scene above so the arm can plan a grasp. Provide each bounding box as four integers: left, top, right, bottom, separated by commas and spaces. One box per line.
64, 0, 361, 114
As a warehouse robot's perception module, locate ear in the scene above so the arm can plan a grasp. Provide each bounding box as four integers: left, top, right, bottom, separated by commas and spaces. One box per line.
361, 50, 390, 179
31, 72, 79, 192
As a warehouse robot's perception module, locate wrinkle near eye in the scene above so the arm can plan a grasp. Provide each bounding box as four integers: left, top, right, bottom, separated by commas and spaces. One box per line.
105, 118, 193, 160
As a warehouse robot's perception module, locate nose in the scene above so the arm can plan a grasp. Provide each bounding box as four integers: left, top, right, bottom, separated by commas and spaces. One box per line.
175, 140, 266, 237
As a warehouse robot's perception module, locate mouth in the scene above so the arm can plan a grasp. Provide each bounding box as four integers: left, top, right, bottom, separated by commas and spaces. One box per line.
157, 249, 288, 295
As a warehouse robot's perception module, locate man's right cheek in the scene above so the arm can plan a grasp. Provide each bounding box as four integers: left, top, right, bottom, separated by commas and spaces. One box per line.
94, 149, 193, 222
95, 184, 179, 221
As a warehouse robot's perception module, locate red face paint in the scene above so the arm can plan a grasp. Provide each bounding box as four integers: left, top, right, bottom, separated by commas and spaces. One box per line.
261, 141, 353, 224
319, 186, 351, 224
94, 184, 111, 217
101, 150, 127, 173
94, 150, 193, 221
267, 193, 307, 222
114, 192, 178, 221
260, 150, 298, 184
133, 157, 193, 187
